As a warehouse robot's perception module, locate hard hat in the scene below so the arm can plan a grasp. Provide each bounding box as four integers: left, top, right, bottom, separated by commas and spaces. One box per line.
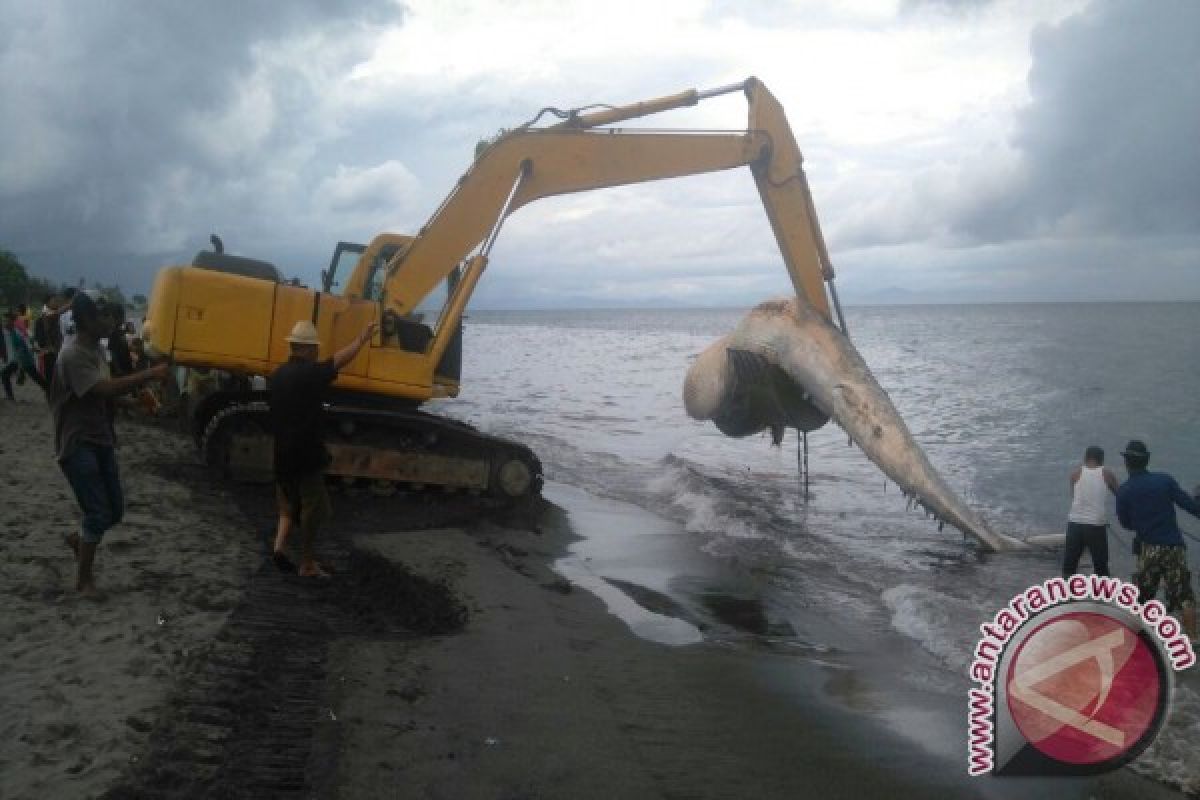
285, 320, 320, 345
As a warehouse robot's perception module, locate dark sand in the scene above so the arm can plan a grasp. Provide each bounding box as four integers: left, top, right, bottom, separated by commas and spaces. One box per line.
0, 384, 258, 798
318, 524, 967, 799
1, 379, 1191, 799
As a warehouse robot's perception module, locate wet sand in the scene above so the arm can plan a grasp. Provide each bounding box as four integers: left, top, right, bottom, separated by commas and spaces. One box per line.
319, 510, 1190, 800
319, 524, 966, 799
1, 378, 1192, 798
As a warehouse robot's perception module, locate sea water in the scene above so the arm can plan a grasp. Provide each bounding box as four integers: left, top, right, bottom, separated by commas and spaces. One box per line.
437, 302, 1200, 794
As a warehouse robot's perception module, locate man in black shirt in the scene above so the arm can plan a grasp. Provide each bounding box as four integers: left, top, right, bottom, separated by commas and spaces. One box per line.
270, 318, 376, 577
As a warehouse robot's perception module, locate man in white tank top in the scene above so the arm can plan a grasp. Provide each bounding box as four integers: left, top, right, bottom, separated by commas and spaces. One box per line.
1064, 445, 1119, 578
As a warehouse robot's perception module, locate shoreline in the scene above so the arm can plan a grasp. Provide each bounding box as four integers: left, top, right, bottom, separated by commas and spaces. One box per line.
1, 381, 1192, 798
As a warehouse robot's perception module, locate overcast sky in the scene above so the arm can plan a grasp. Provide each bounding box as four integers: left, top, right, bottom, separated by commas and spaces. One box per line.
2, 0, 1197, 308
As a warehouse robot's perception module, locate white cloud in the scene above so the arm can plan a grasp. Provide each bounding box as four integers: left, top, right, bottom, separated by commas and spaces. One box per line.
317, 160, 421, 218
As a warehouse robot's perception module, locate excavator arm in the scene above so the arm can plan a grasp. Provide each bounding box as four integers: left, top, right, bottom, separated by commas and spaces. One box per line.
369, 77, 845, 366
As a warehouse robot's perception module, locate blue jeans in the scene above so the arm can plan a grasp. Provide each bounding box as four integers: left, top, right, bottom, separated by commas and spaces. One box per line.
60, 443, 124, 543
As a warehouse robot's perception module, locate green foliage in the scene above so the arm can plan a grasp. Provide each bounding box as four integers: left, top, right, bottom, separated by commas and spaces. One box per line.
0, 250, 29, 307
0, 248, 134, 311
25, 274, 62, 306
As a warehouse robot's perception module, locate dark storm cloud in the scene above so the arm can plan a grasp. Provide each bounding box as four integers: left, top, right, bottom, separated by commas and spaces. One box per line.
0, 0, 402, 288
953, 0, 1200, 242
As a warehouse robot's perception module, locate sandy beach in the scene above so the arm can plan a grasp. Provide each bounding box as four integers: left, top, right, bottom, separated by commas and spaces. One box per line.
1, 383, 258, 798
2, 377, 1193, 799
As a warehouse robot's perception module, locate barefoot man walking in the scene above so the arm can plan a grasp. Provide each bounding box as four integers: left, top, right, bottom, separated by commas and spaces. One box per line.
270, 318, 376, 578
49, 292, 168, 595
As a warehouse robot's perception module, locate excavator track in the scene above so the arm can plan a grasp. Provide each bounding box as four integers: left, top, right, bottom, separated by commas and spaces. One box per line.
197, 392, 543, 503
101, 537, 467, 799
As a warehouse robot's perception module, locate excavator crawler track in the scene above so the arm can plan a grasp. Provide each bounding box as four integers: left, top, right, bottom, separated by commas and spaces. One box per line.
198, 392, 543, 503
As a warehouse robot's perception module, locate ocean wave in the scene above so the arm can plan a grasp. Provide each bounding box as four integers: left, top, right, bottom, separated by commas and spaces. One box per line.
647, 457, 761, 541
1135, 683, 1200, 795
880, 584, 977, 675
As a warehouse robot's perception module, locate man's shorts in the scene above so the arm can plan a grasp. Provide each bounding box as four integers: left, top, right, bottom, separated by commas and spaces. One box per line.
275, 470, 331, 529
1134, 543, 1195, 612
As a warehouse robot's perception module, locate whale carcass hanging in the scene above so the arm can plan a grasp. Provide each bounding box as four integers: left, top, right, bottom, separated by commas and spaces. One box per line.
683, 296, 1026, 553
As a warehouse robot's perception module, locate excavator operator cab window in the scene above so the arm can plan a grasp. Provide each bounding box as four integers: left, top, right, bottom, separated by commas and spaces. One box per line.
323, 241, 365, 293
359, 244, 402, 303
364, 255, 389, 301
412, 273, 449, 326
324, 239, 456, 354
326, 241, 398, 302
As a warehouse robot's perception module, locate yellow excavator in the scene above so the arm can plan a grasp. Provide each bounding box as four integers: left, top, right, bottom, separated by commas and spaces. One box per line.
142, 77, 848, 501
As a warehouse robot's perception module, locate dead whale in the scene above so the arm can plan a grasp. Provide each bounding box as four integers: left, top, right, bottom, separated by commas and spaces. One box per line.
683, 296, 1027, 552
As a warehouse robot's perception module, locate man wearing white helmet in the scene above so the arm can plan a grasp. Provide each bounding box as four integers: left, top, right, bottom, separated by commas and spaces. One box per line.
269, 318, 376, 578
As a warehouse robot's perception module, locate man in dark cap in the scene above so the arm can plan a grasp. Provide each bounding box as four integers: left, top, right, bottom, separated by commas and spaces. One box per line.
1115, 439, 1200, 640
48, 291, 169, 596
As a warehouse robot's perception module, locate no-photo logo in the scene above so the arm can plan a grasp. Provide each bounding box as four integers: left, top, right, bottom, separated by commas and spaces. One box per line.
967, 576, 1194, 777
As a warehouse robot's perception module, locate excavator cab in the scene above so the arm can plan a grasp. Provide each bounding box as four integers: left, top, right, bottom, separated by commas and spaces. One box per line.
323, 239, 463, 380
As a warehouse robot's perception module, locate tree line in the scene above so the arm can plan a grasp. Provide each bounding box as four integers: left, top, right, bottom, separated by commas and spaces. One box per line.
0, 249, 147, 310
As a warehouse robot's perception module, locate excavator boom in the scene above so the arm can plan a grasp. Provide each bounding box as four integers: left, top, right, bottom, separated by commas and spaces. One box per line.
379, 77, 839, 360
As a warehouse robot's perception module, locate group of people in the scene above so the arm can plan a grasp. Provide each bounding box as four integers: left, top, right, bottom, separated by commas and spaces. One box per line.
2, 290, 154, 406
2, 303, 46, 397
1064, 441, 1200, 640
42, 290, 376, 593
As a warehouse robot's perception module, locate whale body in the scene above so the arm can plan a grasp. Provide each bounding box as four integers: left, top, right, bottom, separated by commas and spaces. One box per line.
683, 296, 1026, 552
